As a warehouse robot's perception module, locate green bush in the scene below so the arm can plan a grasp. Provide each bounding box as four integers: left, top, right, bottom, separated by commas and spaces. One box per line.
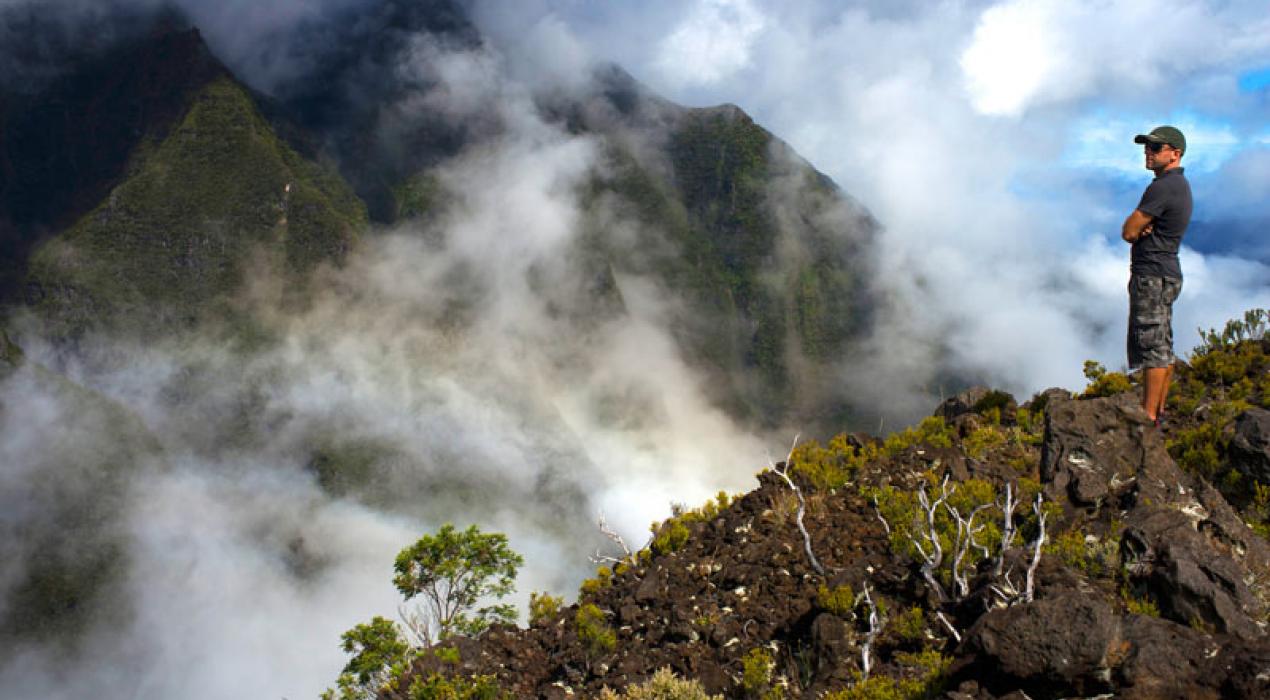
1082, 361, 1133, 398
322, 616, 412, 700
576, 603, 616, 656
407, 673, 507, 700
646, 492, 736, 557
596, 667, 723, 700
740, 647, 784, 699
889, 607, 926, 643
823, 651, 950, 700
817, 584, 855, 617
528, 591, 563, 626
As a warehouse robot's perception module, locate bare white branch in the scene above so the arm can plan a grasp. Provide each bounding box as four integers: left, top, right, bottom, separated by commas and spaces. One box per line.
935, 611, 961, 643
872, 495, 891, 536
1024, 493, 1047, 603
995, 482, 1018, 577
398, 603, 434, 649
949, 502, 993, 599
860, 581, 881, 680
910, 475, 951, 602
771, 434, 825, 577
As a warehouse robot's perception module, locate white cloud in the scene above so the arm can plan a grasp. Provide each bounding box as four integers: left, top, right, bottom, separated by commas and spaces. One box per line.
653, 0, 766, 88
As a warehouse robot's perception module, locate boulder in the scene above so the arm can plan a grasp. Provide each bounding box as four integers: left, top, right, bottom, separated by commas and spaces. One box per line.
935, 387, 992, 420
1230, 408, 1270, 485
961, 591, 1119, 696
1040, 392, 1159, 509
1121, 508, 1266, 640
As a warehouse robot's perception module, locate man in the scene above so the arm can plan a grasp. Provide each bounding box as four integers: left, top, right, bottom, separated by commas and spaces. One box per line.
1121, 125, 1192, 425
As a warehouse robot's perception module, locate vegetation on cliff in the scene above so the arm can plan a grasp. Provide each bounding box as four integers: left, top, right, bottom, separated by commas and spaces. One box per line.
25, 75, 366, 340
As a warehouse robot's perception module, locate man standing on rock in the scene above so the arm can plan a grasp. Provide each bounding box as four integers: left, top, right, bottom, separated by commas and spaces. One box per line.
1121, 125, 1192, 425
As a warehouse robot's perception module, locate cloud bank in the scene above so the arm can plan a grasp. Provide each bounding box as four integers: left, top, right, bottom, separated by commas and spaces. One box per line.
525, 0, 1270, 408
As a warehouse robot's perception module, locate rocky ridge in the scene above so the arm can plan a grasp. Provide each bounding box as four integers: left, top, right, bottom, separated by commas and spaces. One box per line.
385, 331, 1270, 699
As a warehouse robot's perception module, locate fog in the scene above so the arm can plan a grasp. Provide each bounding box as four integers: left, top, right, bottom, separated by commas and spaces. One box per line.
4, 2, 1269, 698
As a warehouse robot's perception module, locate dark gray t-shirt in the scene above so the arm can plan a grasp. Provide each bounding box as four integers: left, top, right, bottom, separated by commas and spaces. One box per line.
1131, 167, 1192, 279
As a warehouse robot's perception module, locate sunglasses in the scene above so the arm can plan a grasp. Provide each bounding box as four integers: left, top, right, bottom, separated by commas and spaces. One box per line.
1144, 142, 1169, 153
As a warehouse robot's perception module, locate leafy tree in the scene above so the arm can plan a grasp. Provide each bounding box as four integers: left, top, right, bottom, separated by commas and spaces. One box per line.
325, 524, 522, 699
394, 524, 524, 644
322, 616, 412, 700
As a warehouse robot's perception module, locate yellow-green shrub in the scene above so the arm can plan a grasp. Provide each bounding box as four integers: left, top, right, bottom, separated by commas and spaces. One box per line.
528, 592, 562, 626
817, 584, 855, 617
823, 651, 950, 700
576, 604, 616, 656
597, 668, 723, 700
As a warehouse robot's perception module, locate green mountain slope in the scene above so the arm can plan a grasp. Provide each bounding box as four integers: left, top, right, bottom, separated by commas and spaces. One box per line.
577, 103, 875, 429
24, 73, 366, 340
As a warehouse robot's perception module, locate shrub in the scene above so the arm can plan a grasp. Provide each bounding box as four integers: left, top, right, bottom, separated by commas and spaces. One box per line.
581, 566, 614, 596
1082, 361, 1133, 398
407, 673, 507, 700
963, 425, 1006, 459
817, 584, 855, 617
322, 616, 412, 700
646, 492, 736, 557
576, 603, 616, 657
740, 647, 784, 699
528, 592, 562, 626
823, 651, 950, 700
596, 667, 723, 700
883, 417, 955, 453
890, 607, 926, 643
791, 434, 871, 490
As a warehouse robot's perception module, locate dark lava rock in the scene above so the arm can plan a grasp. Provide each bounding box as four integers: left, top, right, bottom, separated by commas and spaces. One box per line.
962, 591, 1118, 697
936, 387, 992, 420
1121, 507, 1266, 640
1230, 408, 1270, 485
1040, 392, 1157, 509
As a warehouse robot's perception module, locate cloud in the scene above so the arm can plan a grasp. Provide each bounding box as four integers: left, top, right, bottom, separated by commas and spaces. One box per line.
653, 0, 767, 89
960, 0, 1270, 118
1, 21, 777, 697
533, 0, 1270, 415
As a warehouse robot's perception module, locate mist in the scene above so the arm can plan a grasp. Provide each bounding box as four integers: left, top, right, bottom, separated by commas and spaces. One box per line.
527, 0, 1270, 411
5, 2, 1269, 698
0, 12, 775, 698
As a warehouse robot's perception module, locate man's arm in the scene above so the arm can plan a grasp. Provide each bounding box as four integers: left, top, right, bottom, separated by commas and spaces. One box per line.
1122, 209, 1154, 243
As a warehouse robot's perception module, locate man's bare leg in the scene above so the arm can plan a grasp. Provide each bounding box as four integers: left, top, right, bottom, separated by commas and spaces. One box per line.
1143, 365, 1172, 422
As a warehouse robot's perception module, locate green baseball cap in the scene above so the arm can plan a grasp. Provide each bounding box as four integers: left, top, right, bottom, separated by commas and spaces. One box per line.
1134, 125, 1186, 153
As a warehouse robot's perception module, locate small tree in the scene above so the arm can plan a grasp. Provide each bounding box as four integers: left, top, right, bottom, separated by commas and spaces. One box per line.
322, 616, 411, 700
393, 523, 524, 645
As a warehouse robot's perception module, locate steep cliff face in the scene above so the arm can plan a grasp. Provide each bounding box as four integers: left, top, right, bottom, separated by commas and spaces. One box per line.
584, 101, 875, 428
16, 28, 366, 342
0, 26, 226, 302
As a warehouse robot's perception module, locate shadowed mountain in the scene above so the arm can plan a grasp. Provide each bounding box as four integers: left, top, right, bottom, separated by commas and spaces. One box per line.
0, 23, 226, 304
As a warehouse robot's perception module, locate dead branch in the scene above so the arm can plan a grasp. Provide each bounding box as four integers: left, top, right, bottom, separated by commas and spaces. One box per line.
860, 581, 880, 680
1024, 493, 1047, 603
872, 495, 891, 536
772, 434, 825, 577
994, 481, 1018, 577
590, 512, 639, 566
910, 474, 951, 602
398, 603, 434, 649
949, 502, 992, 599
935, 610, 961, 643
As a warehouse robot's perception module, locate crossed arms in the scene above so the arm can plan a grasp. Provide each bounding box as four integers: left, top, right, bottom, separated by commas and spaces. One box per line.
1121, 209, 1154, 243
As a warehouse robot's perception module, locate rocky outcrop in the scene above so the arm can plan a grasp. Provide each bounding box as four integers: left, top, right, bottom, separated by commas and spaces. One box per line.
1231, 408, 1270, 485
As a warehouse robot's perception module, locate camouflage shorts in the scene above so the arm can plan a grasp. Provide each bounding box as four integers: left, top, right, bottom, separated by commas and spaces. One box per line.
1127, 274, 1182, 370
